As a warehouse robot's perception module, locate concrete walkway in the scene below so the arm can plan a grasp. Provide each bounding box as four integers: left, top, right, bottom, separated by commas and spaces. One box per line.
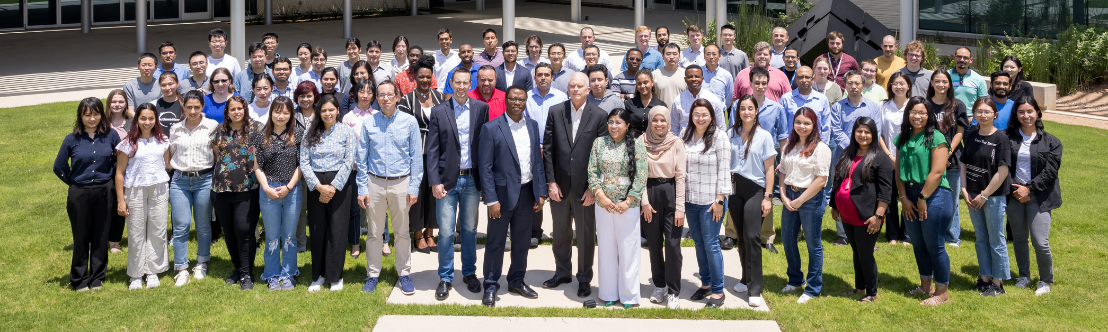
373, 316, 782, 332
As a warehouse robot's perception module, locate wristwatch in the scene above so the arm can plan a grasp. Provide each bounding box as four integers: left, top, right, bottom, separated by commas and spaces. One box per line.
716, 199, 725, 206
876, 214, 885, 222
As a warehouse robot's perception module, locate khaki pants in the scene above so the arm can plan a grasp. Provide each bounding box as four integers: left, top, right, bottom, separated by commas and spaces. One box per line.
724, 208, 776, 244
125, 183, 170, 278
365, 175, 412, 278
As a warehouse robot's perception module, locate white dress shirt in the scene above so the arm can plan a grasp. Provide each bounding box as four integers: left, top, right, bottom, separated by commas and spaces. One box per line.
510, 115, 533, 184
679, 47, 706, 68
570, 101, 585, 142
564, 47, 613, 74
434, 49, 462, 91
167, 118, 219, 171
670, 89, 726, 135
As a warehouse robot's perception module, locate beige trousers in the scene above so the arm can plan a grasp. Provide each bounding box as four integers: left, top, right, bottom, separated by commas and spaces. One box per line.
365, 175, 412, 278
125, 182, 170, 278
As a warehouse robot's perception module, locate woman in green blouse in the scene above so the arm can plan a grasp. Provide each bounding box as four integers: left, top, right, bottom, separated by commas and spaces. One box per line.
588, 108, 648, 309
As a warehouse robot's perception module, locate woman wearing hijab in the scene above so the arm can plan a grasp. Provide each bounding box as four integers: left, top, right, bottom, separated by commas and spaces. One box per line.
639, 105, 687, 309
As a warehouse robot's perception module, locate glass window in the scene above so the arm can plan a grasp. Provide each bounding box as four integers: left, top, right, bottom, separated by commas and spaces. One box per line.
0, 0, 24, 29
93, 0, 121, 23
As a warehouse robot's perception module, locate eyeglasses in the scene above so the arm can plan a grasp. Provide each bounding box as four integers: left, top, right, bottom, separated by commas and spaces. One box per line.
845, 81, 864, 86
378, 93, 397, 98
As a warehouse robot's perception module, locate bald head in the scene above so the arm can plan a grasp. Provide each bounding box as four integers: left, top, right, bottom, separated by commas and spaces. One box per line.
795, 66, 815, 91
881, 35, 898, 59
568, 72, 589, 104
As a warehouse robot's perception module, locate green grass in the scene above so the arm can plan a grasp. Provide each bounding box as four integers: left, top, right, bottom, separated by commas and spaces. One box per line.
2, 100, 1105, 331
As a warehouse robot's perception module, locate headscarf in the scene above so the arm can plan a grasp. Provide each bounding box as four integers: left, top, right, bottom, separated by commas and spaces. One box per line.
643, 105, 680, 161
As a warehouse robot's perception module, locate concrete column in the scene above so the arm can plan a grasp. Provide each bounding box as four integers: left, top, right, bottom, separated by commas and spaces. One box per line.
136, 0, 146, 53
81, 0, 90, 33
571, 0, 581, 22
716, 0, 726, 45
503, 0, 515, 42
634, 0, 643, 28
411, 0, 417, 16
231, 0, 245, 62
477, 0, 484, 10
265, 0, 272, 25
343, 0, 352, 38
706, 0, 715, 29
899, 0, 914, 47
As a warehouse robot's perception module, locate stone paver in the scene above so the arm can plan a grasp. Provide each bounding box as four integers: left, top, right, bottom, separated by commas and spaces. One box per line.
373, 316, 781, 332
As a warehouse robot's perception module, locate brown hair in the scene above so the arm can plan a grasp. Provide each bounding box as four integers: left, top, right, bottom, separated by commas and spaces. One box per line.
827, 31, 844, 41
905, 40, 926, 58
73, 97, 112, 136
105, 89, 134, 120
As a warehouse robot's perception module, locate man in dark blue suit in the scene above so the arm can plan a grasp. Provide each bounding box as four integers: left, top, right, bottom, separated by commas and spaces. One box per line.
476, 85, 548, 307
495, 41, 535, 92
426, 67, 490, 301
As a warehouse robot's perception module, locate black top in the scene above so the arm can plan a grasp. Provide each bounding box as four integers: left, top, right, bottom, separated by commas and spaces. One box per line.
211, 121, 262, 192
250, 126, 304, 183
623, 96, 666, 138
53, 131, 122, 186
1006, 129, 1063, 211
155, 98, 182, 134
829, 151, 895, 221
1008, 81, 1034, 106
963, 129, 1012, 197
925, 98, 969, 170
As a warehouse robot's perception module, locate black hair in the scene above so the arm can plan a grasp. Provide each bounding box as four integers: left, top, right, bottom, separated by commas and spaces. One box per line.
896, 96, 939, 148
159, 70, 179, 85
655, 26, 669, 34
158, 41, 176, 53
885, 71, 913, 101
262, 32, 279, 42
548, 43, 565, 55
681, 99, 719, 153
139, 52, 158, 64
248, 41, 266, 56
181, 90, 205, 107
477, 64, 497, 76
482, 28, 497, 39
1001, 56, 1026, 86
926, 69, 958, 132
297, 43, 312, 54
274, 56, 293, 69
749, 66, 769, 81
586, 64, 610, 80
507, 84, 527, 96
413, 55, 437, 75
502, 40, 518, 50
663, 42, 681, 53
208, 28, 226, 42
583, 44, 600, 54
365, 40, 383, 51
608, 108, 638, 197
189, 50, 207, 61
844, 69, 863, 81
345, 37, 362, 50
348, 79, 376, 106
437, 28, 451, 39
213, 95, 252, 148
73, 97, 111, 136
263, 96, 297, 147
306, 94, 342, 147
990, 70, 1011, 93
320, 67, 340, 93
729, 95, 762, 160
1008, 96, 1046, 136
835, 116, 880, 183
392, 36, 409, 52
632, 68, 657, 100
348, 60, 374, 88
534, 62, 553, 75
251, 71, 274, 90
720, 24, 736, 33
376, 80, 398, 99
685, 64, 703, 75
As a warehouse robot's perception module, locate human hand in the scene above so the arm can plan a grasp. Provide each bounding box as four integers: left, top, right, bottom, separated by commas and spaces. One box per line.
433, 184, 447, 199
548, 183, 562, 202
488, 202, 502, 219
642, 204, 655, 222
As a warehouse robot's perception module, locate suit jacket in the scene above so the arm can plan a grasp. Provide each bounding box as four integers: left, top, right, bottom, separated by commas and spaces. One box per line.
427, 97, 490, 192
478, 115, 549, 212
829, 152, 894, 221
1006, 129, 1063, 211
543, 100, 609, 199
495, 63, 534, 92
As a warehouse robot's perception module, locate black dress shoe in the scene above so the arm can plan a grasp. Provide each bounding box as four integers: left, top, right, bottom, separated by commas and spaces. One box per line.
239, 277, 254, 290
690, 287, 712, 301
509, 284, 538, 299
719, 236, 735, 250
225, 272, 241, 285
542, 276, 572, 288
704, 293, 726, 308
435, 281, 452, 300
462, 275, 482, 293
764, 243, 779, 254
482, 288, 497, 307
577, 282, 592, 298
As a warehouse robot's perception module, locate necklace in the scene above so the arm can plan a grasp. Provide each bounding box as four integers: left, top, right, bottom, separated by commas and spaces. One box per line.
417, 90, 430, 99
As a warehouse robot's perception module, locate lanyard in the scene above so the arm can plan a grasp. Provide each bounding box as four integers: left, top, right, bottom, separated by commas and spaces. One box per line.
827, 53, 843, 80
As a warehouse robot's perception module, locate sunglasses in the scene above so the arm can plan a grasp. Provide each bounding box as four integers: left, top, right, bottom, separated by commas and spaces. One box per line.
627, 57, 643, 62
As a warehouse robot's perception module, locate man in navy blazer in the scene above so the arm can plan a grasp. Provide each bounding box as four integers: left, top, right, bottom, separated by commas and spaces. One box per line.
426, 67, 491, 300
495, 41, 534, 92
476, 85, 548, 307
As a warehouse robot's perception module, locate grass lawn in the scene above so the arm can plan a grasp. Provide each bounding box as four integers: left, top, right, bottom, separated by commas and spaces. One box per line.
1, 100, 1104, 331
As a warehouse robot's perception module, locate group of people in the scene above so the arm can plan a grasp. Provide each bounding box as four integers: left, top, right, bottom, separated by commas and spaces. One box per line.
54, 23, 1061, 309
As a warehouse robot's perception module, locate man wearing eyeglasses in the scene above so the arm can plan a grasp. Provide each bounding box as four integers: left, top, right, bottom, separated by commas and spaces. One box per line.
234, 42, 275, 103
897, 40, 933, 97
949, 47, 989, 117
154, 41, 191, 82
262, 33, 282, 69
778, 48, 799, 88
873, 35, 905, 87
621, 26, 664, 72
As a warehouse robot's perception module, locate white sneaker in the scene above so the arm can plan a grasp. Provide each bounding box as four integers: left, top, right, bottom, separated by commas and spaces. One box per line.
797, 294, 814, 304
308, 277, 325, 293
174, 270, 190, 287
145, 274, 160, 289
947, 242, 960, 248
781, 284, 802, 293
649, 286, 667, 303
733, 282, 748, 293
192, 264, 208, 280
128, 278, 143, 290
1014, 277, 1031, 288
665, 294, 681, 309
1035, 281, 1051, 296
748, 295, 764, 307
330, 278, 344, 291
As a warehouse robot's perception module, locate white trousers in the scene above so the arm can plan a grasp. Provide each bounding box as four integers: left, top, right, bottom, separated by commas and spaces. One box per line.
125, 182, 170, 278
365, 175, 412, 278
596, 206, 641, 304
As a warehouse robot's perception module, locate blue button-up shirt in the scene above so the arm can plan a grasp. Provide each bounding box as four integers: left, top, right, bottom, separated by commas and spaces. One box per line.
300, 124, 356, 191
443, 64, 480, 95
154, 63, 191, 82
454, 99, 473, 169
780, 89, 833, 144
831, 96, 884, 150
704, 66, 735, 106
525, 88, 569, 144
234, 66, 274, 103
356, 110, 424, 195
620, 47, 664, 72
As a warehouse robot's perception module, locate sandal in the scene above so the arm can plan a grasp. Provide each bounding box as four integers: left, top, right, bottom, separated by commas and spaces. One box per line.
920, 295, 949, 306
414, 236, 431, 254
843, 289, 864, 296
909, 287, 932, 296
857, 295, 877, 303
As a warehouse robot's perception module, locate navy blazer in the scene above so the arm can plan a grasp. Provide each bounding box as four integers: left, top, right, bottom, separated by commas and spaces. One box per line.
427, 97, 490, 192
495, 63, 534, 92
478, 115, 549, 212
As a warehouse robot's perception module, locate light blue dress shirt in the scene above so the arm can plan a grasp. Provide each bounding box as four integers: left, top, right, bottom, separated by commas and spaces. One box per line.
780, 89, 833, 144
356, 110, 424, 195
728, 127, 778, 188
703, 66, 735, 106
830, 96, 884, 149
154, 63, 191, 82
525, 88, 569, 144
300, 124, 356, 191
454, 99, 473, 169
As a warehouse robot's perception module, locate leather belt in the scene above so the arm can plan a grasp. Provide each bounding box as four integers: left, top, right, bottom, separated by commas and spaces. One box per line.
647, 177, 675, 185
459, 168, 472, 176
788, 185, 807, 193
178, 168, 213, 177
371, 173, 409, 181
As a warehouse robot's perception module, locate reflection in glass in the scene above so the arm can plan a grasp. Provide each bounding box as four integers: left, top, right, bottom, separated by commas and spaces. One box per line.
28, 0, 58, 26
93, 0, 121, 22
0, 0, 24, 29
153, 0, 177, 19
61, 0, 81, 24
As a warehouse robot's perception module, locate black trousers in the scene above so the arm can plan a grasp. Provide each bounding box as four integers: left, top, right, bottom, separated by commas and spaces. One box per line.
66, 181, 113, 289
483, 182, 536, 289
884, 185, 909, 242
213, 189, 260, 280
531, 208, 544, 240
109, 209, 126, 242
644, 179, 682, 295
550, 189, 596, 283
306, 172, 352, 283
729, 174, 765, 296
844, 222, 880, 296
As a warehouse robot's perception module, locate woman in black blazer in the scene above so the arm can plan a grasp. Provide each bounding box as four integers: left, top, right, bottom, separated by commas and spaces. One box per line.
398, 55, 448, 253
1005, 96, 1061, 296
829, 117, 894, 303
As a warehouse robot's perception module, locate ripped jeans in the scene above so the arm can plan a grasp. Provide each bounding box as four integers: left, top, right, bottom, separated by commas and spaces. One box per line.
260, 181, 303, 280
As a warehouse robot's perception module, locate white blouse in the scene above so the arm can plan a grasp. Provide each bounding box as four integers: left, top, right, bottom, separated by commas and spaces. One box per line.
168, 118, 218, 171
779, 141, 832, 189
117, 137, 170, 188
881, 99, 905, 158
684, 132, 733, 205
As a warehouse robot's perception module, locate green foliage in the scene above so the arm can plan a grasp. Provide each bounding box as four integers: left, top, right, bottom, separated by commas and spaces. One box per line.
777, 0, 815, 26
728, 4, 780, 57
680, 18, 718, 49
982, 25, 1108, 95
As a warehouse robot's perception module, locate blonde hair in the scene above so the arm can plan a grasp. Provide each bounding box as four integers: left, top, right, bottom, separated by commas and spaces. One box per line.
905, 40, 926, 57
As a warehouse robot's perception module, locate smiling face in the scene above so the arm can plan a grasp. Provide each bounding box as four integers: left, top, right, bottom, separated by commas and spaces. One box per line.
184, 98, 204, 121
377, 84, 397, 111
548, 46, 565, 65
685, 67, 703, 92
625, 50, 643, 72
607, 114, 628, 140
81, 109, 101, 130
264, 37, 279, 56
451, 71, 472, 93
394, 41, 408, 64
365, 46, 382, 64
209, 36, 226, 54
407, 48, 423, 67
890, 76, 910, 97
783, 50, 798, 69
110, 95, 127, 114
973, 103, 996, 127
955, 48, 973, 70
319, 102, 339, 126
931, 74, 951, 95
992, 76, 1010, 98
189, 54, 208, 77
1016, 103, 1038, 128
477, 69, 496, 95
297, 46, 311, 66
136, 108, 157, 135
751, 74, 769, 96
159, 76, 179, 98
636, 30, 651, 48
793, 113, 813, 138
416, 67, 434, 91
346, 44, 361, 62
506, 89, 527, 117
438, 32, 453, 50
527, 40, 542, 59
738, 100, 757, 124
1002, 60, 1021, 80
650, 113, 668, 136
753, 49, 771, 68
772, 28, 788, 48
352, 67, 369, 84
861, 63, 877, 84
655, 28, 669, 46
297, 93, 315, 110
250, 49, 267, 70
271, 104, 291, 127
273, 61, 291, 83
321, 72, 338, 92
584, 48, 599, 66
211, 72, 231, 94
908, 103, 928, 130
853, 125, 873, 148
227, 100, 246, 124
311, 54, 327, 72
691, 106, 712, 131
459, 45, 474, 64
504, 45, 518, 64
635, 73, 654, 97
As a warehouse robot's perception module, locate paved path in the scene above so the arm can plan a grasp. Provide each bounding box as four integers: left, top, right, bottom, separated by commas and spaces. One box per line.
373, 316, 781, 332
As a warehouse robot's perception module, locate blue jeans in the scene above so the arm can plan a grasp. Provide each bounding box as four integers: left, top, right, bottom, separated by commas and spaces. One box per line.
686, 202, 725, 294
781, 186, 827, 296
169, 172, 213, 270
904, 183, 954, 286
435, 174, 479, 282
260, 182, 303, 280
944, 170, 962, 244
828, 145, 845, 239
968, 195, 1010, 280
